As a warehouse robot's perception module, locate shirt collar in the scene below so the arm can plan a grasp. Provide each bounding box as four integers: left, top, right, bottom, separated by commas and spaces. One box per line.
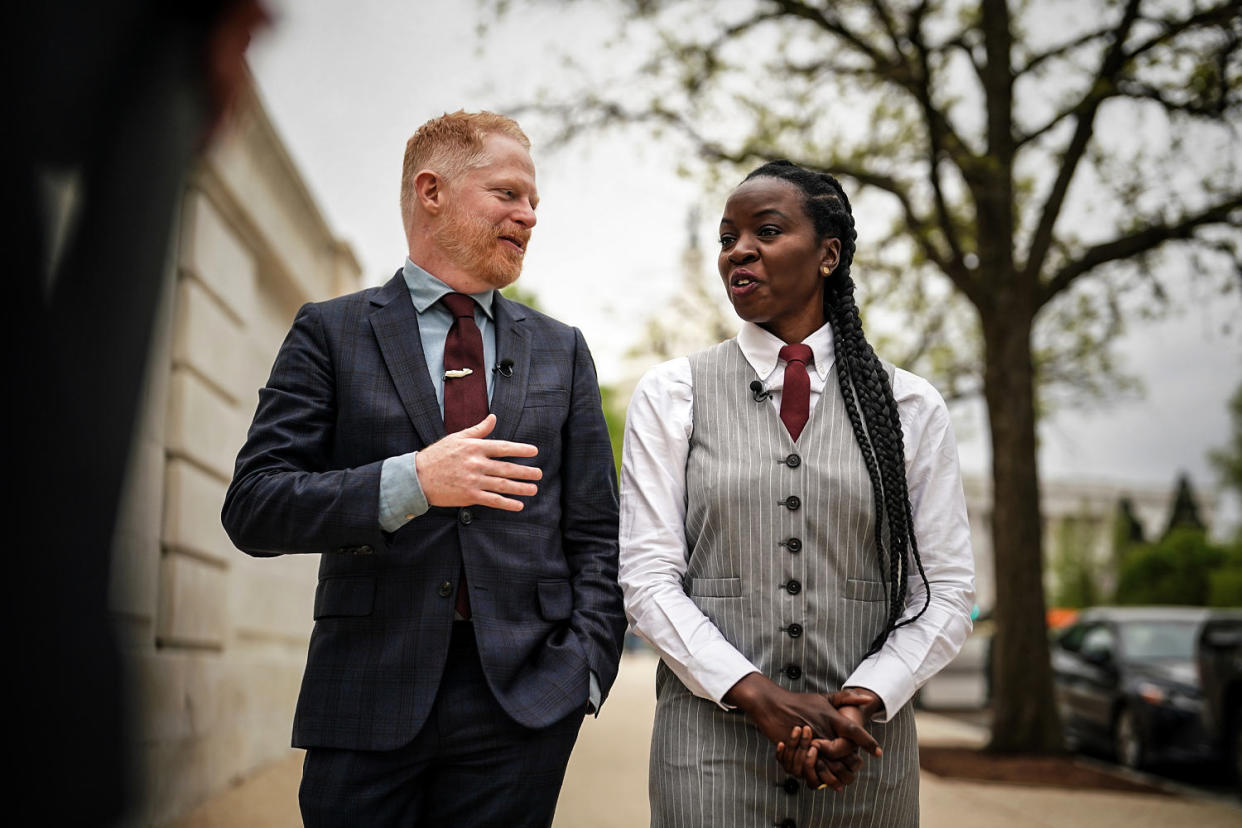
401, 257, 496, 318
736, 320, 836, 382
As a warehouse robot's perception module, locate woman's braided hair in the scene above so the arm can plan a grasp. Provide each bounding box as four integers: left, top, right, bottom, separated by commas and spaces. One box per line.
742, 160, 931, 655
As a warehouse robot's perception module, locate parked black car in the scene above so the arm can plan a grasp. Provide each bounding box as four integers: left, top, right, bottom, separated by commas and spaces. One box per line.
1051, 606, 1242, 771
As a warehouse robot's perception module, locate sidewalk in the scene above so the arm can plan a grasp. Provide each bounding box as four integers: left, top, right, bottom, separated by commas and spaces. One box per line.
169, 651, 1241, 827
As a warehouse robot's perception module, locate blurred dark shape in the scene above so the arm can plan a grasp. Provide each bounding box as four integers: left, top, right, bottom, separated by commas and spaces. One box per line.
3, 2, 267, 823
1116, 497, 1146, 546
1197, 617, 1242, 791
1163, 473, 1207, 540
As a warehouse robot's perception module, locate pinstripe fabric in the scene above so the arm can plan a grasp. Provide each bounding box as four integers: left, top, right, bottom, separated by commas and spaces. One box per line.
649, 339, 918, 828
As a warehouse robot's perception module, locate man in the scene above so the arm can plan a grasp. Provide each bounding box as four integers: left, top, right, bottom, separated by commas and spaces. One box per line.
222, 111, 626, 827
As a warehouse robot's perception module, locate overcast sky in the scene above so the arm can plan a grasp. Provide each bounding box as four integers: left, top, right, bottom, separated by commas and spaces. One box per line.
246, 0, 1241, 530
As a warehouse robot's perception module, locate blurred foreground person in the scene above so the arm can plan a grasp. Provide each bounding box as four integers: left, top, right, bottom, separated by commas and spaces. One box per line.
5, 2, 266, 823
620, 161, 976, 827
222, 111, 626, 827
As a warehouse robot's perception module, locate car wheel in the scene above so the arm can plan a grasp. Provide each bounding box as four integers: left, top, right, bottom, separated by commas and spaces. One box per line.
1114, 708, 1145, 770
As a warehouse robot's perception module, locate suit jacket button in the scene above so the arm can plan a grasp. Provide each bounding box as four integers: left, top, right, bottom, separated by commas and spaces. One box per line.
785, 580, 802, 595
783, 777, 800, 795
784, 664, 802, 680
785, 623, 803, 639
438, 581, 453, 597
785, 453, 801, 468
459, 509, 473, 525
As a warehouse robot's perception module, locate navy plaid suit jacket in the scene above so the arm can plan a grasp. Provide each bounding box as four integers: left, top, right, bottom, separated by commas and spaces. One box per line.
222, 272, 626, 751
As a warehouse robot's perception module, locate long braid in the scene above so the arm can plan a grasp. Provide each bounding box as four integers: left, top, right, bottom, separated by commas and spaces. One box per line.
742, 161, 932, 655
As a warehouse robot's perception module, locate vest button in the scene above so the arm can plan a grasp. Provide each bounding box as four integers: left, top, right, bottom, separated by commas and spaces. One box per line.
786, 623, 803, 639
781, 818, 797, 828
783, 777, 800, 795
459, 508, 473, 525
785, 580, 802, 595
785, 453, 801, 468
780, 495, 801, 511
784, 664, 802, 680
438, 581, 453, 597
786, 537, 802, 553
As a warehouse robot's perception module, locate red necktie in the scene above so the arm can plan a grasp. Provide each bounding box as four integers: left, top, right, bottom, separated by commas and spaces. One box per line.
440, 292, 488, 618
778, 343, 813, 441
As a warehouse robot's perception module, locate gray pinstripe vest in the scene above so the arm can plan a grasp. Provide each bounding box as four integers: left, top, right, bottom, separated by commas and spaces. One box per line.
649, 338, 918, 828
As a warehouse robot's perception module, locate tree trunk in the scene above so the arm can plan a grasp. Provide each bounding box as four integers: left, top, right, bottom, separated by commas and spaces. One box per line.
982, 303, 1065, 754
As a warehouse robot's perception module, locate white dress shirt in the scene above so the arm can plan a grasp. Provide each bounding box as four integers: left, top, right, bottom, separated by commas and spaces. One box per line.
619, 321, 975, 721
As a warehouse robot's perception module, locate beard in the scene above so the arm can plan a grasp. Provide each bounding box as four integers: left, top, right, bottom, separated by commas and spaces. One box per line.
433, 203, 529, 289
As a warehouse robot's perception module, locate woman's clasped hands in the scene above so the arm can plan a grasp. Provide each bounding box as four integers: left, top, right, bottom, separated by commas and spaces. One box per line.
725, 674, 883, 793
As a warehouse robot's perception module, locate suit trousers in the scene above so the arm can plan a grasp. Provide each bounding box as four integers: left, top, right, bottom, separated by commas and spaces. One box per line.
299, 622, 585, 827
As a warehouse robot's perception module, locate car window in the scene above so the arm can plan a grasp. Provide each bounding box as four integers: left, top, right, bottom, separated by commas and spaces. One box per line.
1080, 625, 1115, 658
1058, 624, 1087, 652
1119, 621, 1198, 661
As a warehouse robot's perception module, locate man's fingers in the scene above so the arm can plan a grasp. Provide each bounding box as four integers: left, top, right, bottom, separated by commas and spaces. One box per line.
473, 491, 526, 512
483, 459, 542, 481
480, 476, 538, 497
478, 439, 539, 460
458, 413, 498, 438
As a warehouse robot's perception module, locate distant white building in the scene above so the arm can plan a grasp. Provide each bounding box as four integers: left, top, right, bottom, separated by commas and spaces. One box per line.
962, 474, 1215, 614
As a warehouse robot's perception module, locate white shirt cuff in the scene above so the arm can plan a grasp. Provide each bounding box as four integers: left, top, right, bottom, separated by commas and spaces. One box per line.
843, 656, 917, 723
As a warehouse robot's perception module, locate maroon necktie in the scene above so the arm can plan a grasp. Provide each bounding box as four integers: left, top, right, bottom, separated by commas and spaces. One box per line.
440, 292, 488, 618
778, 343, 813, 441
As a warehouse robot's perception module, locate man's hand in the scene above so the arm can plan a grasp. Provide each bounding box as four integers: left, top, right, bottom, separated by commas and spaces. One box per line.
415, 414, 541, 511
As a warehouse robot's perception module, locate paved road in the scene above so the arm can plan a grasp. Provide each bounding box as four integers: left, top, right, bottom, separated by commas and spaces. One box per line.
170, 651, 1242, 827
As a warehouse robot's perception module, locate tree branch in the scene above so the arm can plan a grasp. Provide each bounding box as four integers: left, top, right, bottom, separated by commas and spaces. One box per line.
1039, 193, 1242, 305
1022, 0, 1143, 284
906, 2, 968, 272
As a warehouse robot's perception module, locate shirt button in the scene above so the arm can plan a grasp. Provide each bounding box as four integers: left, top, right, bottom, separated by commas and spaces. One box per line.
785, 665, 802, 680
459, 509, 473, 525
786, 537, 802, 553
786, 623, 803, 639
438, 581, 453, 597
783, 777, 800, 795
785, 453, 801, 468
785, 580, 802, 595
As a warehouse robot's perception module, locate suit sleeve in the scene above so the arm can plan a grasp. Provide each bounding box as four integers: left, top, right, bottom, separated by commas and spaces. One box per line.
221, 302, 388, 556
559, 327, 627, 704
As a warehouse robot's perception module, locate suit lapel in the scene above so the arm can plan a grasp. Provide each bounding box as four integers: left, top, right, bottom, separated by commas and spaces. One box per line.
488, 294, 531, 443
369, 270, 446, 447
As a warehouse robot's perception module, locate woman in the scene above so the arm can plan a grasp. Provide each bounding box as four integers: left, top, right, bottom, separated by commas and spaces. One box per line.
619, 161, 975, 827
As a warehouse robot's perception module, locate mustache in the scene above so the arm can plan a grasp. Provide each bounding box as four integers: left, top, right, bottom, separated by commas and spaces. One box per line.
497, 226, 531, 246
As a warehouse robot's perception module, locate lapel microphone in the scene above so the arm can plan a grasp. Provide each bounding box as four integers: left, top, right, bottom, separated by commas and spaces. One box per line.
494, 358, 515, 378
749, 380, 771, 402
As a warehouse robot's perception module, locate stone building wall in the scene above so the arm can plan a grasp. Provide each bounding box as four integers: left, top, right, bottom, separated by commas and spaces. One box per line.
109, 85, 362, 826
